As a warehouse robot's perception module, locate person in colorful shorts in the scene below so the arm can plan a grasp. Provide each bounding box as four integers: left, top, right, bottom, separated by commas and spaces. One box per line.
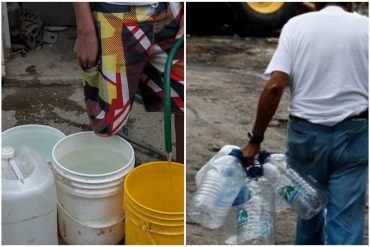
73, 2, 184, 162
241, 2, 368, 245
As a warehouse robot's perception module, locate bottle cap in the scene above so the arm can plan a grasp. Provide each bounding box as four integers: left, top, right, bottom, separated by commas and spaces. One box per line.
247, 164, 263, 177
258, 150, 271, 164
2, 146, 15, 159
228, 149, 242, 161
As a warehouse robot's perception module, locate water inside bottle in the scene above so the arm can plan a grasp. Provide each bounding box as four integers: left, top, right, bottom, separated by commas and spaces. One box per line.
58, 148, 128, 174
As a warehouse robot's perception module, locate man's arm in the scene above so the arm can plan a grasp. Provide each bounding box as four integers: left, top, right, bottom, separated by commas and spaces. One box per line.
73, 3, 98, 68
241, 71, 289, 166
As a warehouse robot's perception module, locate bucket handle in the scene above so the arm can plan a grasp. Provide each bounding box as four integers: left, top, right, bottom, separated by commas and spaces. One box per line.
57, 201, 125, 229
126, 215, 157, 244
142, 222, 157, 245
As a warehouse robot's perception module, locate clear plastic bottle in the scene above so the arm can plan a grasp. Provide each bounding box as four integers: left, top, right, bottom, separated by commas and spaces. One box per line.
193, 145, 247, 244
278, 165, 328, 220
188, 149, 246, 229
237, 165, 275, 244
195, 145, 239, 187
261, 153, 290, 212
218, 181, 250, 245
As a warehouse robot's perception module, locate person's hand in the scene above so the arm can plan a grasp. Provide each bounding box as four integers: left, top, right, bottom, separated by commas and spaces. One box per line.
175, 15, 184, 39
74, 30, 98, 68
241, 142, 261, 167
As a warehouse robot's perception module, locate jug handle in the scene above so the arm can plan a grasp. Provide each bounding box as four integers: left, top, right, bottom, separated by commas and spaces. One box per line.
10, 160, 24, 183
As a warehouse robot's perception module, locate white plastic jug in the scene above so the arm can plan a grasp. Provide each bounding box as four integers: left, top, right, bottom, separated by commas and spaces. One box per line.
2, 146, 58, 245
52, 132, 135, 245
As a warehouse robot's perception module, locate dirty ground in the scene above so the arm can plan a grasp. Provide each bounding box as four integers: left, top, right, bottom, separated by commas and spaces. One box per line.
185, 35, 368, 244
2, 28, 177, 244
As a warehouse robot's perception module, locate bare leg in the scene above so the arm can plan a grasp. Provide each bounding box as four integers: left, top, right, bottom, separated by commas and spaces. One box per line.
175, 114, 184, 163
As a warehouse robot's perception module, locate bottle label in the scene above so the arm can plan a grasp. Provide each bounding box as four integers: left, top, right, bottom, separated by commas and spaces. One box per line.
237, 209, 248, 226
281, 185, 298, 204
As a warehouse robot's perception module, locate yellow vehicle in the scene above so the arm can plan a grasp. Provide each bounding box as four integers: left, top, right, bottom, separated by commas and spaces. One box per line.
228, 2, 315, 35
187, 2, 367, 36
187, 2, 313, 36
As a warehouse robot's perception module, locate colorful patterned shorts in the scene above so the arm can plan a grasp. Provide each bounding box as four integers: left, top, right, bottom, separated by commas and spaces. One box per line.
82, 2, 184, 136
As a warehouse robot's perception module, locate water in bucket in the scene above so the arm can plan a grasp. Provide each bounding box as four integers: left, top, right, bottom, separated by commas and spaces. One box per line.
53, 132, 134, 244
5, 136, 58, 158
133, 162, 183, 212
58, 148, 128, 174
3, 126, 65, 162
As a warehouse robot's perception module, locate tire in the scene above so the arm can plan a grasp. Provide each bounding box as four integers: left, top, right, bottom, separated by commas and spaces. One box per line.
228, 2, 298, 36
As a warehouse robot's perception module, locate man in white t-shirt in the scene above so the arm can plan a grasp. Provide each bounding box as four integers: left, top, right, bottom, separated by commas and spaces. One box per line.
242, 2, 368, 244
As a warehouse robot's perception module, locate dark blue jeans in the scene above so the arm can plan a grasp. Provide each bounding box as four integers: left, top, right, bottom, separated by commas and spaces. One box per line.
286, 117, 368, 245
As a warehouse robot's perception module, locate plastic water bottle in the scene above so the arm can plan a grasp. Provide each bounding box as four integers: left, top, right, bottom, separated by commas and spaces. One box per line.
259, 152, 289, 212
218, 181, 250, 245
258, 152, 287, 186
237, 165, 275, 244
188, 149, 246, 229
193, 145, 247, 244
195, 145, 239, 187
265, 155, 328, 220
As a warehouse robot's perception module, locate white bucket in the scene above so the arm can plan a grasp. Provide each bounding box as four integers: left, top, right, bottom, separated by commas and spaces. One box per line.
2, 124, 65, 162
52, 132, 135, 245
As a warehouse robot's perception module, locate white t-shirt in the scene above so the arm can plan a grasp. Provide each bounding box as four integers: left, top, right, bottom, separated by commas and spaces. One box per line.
265, 6, 369, 126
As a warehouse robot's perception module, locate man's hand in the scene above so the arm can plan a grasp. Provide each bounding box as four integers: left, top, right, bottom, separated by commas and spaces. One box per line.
74, 30, 98, 68
73, 3, 98, 68
241, 142, 261, 167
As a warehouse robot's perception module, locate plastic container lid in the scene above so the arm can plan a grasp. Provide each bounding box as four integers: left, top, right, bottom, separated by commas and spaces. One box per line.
258, 150, 271, 164
2, 146, 15, 159
228, 149, 243, 161
2, 146, 39, 181
247, 164, 264, 177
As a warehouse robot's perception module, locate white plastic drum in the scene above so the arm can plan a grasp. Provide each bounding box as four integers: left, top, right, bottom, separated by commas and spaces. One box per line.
52, 132, 135, 245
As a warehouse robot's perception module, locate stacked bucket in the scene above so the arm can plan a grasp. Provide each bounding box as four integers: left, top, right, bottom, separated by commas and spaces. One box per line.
124, 162, 184, 244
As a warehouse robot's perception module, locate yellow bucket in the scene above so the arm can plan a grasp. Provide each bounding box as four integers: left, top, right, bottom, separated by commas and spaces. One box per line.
123, 162, 184, 245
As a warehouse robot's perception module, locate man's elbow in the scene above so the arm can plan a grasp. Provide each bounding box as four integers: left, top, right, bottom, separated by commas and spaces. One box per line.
263, 81, 285, 96
263, 71, 289, 96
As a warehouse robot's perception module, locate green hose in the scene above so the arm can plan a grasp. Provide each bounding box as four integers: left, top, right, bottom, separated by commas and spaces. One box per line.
164, 36, 184, 155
